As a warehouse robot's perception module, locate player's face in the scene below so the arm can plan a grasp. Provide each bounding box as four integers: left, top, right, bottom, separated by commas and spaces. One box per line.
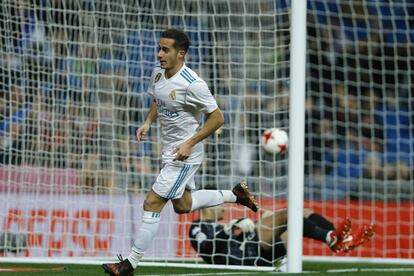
158, 38, 185, 73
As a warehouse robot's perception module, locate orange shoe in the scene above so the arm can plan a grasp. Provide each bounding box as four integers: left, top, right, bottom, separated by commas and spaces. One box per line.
342, 224, 375, 252
328, 218, 352, 253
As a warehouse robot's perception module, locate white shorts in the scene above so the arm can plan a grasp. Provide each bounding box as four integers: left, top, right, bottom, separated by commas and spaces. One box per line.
152, 162, 200, 200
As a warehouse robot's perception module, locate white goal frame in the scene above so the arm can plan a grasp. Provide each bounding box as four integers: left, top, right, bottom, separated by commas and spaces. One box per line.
287, 0, 307, 273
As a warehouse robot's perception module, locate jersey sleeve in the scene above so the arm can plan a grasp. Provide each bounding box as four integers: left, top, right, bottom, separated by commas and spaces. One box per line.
146, 68, 158, 96
189, 223, 214, 255
186, 80, 218, 114
189, 221, 228, 256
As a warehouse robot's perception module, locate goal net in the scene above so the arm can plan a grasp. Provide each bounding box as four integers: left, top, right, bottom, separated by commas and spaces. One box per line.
0, 0, 289, 265
0, 0, 412, 267
304, 0, 414, 261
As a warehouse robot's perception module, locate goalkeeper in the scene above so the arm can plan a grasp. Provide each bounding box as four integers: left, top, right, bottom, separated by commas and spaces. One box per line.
189, 205, 375, 266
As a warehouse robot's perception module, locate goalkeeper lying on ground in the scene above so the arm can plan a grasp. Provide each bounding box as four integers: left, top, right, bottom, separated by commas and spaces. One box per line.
189, 205, 375, 267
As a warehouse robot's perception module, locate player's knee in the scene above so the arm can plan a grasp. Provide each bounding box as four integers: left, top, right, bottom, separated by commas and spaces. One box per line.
172, 203, 191, 214
143, 198, 161, 211
303, 208, 313, 218
280, 231, 288, 247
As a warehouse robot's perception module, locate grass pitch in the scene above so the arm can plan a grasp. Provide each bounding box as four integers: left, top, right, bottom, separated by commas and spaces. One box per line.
0, 262, 414, 275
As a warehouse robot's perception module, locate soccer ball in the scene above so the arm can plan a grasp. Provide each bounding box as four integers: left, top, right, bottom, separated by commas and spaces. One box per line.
262, 128, 288, 154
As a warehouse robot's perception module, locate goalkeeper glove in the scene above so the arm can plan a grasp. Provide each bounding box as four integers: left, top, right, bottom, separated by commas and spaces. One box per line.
234, 218, 256, 233
223, 219, 238, 235
224, 218, 256, 235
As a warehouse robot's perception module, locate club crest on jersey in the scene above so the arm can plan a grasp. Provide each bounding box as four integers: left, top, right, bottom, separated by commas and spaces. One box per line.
169, 90, 176, 100
154, 73, 162, 83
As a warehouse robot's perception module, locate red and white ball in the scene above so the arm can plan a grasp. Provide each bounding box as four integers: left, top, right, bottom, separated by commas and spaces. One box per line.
262, 128, 288, 154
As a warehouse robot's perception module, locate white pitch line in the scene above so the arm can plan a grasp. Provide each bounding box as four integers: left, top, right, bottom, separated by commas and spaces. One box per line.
327, 267, 414, 273
326, 268, 358, 273
143, 273, 260, 276
143, 267, 414, 275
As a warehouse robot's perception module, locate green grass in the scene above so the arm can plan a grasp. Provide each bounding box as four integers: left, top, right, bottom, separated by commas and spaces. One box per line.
0, 262, 414, 275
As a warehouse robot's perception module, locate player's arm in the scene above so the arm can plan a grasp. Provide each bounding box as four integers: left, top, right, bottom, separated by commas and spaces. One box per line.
136, 99, 158, 141
190, 223, 219, 254
188, 107, 224, 146
173, 108, 224, 160
225, 218, 256, 234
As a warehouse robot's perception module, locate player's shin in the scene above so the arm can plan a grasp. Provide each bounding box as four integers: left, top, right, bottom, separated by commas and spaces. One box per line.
303, 217, 330, 242
190, 190, 227, 212
307, 213, 334, 231
128, 211, 161, 268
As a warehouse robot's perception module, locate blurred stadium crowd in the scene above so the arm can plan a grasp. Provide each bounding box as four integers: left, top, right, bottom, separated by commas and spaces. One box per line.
0, 0, 413, 197
306, 0, 414, 181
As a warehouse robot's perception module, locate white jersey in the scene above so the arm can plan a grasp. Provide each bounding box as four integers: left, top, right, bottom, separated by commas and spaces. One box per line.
147, 64, 218, 164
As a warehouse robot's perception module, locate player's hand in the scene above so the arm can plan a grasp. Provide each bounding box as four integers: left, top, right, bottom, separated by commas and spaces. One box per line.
136, 124, 150, 141
224, 218, 256, 235
172, 142, 192, 161
234, 218, 256, 233
224, 219, 238, 235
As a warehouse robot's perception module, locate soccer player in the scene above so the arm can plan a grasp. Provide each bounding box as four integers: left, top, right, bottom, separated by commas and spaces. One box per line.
102, 29, 258, 276
189, 206, 375, 267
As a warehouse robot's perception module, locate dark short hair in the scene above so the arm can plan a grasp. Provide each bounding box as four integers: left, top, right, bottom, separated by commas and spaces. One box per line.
161, 29, 190, 53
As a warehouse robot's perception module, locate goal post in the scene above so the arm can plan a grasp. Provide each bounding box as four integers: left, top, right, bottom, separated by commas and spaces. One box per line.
287, 0, 307, 273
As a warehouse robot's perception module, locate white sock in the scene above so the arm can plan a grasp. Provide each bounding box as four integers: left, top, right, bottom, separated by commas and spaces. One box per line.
221, 190, 237, 203
325, 230, 333, 244
190, 190, 225, 212
128, 211, 161, 268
